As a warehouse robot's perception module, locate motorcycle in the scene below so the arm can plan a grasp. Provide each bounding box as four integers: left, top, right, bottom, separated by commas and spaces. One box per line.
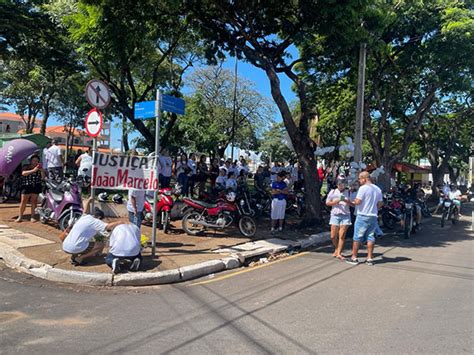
295, 188, 305, 218
440, 198, 459, 227
381, 194, 403, 230
36, 178, 83, 230
181, 191, 257, 237
143, 187, 174, 233
401, 198, 418, 238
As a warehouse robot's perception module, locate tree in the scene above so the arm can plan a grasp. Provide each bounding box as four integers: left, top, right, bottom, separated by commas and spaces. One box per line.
0, 0, 81, 133
177, 65, 273, 158
419, 95, 473, 197
187, 0, 365, 223
258, 122, 294, 164
50, 0, 203, 148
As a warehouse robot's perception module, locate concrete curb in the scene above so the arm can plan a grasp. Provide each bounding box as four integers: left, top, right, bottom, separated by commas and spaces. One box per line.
0, 231, 331, 287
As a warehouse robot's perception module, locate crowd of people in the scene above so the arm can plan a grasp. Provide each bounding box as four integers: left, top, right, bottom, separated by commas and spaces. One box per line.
8, 142, 471, 272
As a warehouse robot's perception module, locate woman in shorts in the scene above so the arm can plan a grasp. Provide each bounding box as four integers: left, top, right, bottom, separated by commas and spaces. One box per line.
326, 179, 354, 261
15, 155, 45, 222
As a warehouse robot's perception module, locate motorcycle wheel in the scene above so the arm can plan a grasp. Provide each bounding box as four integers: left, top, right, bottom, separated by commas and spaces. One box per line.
59, 210, 82, 231
238, 216, 256, 237
441, 209, 447, 228
404, 213, 412, 239
162, 211, 170, 234
382, 212, 396, 230
182, 211, 205, 236
451, 207, 458, 225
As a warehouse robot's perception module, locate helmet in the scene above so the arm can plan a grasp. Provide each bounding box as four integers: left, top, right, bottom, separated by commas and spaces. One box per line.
173, 183, 182, 195
226, 191, 236, 202
112, 194, 123, 204
98, 192, 109, 202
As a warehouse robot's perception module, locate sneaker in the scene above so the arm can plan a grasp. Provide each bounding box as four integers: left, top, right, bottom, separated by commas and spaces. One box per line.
366, 259, 374, 266
112, 258, 121, 274
345, 258, 359, 265
130, 258, 141, 271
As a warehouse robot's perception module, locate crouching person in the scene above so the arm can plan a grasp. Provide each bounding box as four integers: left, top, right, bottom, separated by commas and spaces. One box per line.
59, 208, 121, 266
105, 223, 142, 274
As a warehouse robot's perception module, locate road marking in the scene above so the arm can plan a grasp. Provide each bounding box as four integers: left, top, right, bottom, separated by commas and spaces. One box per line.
190, 251, 310, 286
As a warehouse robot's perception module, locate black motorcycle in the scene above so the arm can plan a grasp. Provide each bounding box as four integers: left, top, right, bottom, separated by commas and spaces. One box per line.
440, 198, 459, 227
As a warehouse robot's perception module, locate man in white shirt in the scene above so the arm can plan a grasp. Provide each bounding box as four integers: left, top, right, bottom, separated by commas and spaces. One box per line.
41, 142, 51, 177
105, 223, 142, 273
59, 208, 121, 266
346, 171, 383, 266
158, 148, 173, 188
127, 189, 146, 228
47, 139, 64, 181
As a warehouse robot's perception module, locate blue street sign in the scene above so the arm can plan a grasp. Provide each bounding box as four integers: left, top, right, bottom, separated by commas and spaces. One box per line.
134, 101, 156, 120
162, 95, 185, 115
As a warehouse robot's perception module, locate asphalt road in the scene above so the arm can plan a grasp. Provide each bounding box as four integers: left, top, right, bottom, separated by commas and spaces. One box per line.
1, 206, 473, 354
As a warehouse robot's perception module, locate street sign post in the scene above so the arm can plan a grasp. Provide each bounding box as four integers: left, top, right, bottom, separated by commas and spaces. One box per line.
85, 79, 111, 110
85, 108, 103, 214
134, 92, 185, 257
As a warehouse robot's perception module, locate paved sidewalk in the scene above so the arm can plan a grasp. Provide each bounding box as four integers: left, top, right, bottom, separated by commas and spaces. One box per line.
0, 203, 328, 286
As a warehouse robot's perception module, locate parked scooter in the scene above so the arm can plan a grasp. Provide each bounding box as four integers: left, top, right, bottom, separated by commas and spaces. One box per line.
381, 193, 403, 230
181, 191, 256, 237
143, 187, 174, 233
36, 178, 83, 230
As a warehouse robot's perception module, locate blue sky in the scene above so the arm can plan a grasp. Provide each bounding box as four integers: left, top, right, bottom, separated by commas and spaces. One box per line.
28, 54, 299, 150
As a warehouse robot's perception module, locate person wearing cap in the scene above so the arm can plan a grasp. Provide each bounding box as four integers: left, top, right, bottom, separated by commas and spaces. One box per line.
59, 207, 122, 266
326, 179, 354, 261
271, 171, 289, 233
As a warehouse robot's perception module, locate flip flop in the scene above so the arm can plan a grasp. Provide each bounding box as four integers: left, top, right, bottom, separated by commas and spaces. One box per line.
336, 255, 346, 261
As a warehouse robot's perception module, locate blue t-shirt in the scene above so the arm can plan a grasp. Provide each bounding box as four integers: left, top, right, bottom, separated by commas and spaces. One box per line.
272, 181, 287, 200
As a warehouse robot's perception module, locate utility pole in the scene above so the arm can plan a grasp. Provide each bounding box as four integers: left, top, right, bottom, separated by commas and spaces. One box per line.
354, 43, 367, 164
230, 51, 238, 161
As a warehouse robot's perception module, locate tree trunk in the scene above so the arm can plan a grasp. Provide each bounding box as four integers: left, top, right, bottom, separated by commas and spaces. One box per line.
122, 114, 129, 152
40, 102, 50, 136
263, 65, 321, 223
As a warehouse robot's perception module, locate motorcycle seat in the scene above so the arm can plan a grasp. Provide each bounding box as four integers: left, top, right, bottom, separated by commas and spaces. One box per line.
189, 199, 217, 209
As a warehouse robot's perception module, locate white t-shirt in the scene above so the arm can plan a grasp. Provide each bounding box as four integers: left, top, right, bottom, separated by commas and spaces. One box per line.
127, 189, 146, 213
270, 166, 280, 182
448, 190, 461, 200
47, 145, 62, 168
62, 215, 107, 254
159, 156, 173, 177
228, 166, 238, 176
78, 153, 92, 177
327, 188, 351, 216
42, 148, 49, 169
355, 184, 383, 217
109, 224, 141, 257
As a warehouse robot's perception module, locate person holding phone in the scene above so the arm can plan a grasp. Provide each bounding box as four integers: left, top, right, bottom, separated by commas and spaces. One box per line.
326, 179, 354, 261
15, 155, 45, 222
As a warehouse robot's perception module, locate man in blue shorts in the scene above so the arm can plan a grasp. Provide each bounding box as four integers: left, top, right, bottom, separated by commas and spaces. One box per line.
346, 171, 383, 266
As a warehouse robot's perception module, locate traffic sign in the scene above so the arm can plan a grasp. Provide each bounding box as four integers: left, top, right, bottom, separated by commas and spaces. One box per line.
85, 79, 111, 110
134, 101, 156, 120
162, 94, 185, 115
85, 108, 103, 137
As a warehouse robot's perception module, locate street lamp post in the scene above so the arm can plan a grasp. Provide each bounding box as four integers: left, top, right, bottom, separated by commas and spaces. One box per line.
230, 50, 238, 161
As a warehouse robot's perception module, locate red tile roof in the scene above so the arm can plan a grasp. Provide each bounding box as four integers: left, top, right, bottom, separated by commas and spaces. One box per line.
0, 112, 42, 124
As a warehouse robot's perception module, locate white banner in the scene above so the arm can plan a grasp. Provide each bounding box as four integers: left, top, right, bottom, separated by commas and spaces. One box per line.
91, 153, 160, 190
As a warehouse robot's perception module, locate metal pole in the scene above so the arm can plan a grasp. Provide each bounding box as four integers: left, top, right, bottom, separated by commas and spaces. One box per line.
90, 137, 97, 214
230, 52, 238, 161
354, 42, 367, 165
151, 89, 161, 258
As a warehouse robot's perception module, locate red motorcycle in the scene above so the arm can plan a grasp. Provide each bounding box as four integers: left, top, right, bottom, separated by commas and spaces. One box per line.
143, 187, 173, 233
181, 191, 257, 237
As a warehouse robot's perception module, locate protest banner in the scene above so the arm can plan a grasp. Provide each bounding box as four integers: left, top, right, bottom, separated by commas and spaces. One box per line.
91, 152, 160, 190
